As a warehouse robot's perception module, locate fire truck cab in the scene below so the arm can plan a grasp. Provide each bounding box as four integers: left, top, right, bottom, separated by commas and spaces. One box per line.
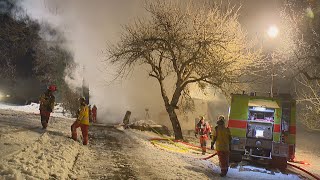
228, 93, 296, 169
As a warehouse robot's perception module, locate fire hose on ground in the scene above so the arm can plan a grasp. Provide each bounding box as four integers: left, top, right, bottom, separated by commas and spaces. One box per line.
287, 162, 320, 180
150, 138, 320, 179
145, 127, 319, 179
149, 137, 217, 160
147, 126, 217, 160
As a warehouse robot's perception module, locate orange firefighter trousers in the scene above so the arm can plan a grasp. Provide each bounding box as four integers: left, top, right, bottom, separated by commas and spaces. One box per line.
71, 121, 89, 145
40, 110, 51, 129
217, 151, 230, 175
199, 135, 208, 153
92, 112, 97, 123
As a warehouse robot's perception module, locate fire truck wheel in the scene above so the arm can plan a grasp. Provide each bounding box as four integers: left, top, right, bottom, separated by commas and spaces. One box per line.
229, 151, 243, 162
271, 156, 287, 170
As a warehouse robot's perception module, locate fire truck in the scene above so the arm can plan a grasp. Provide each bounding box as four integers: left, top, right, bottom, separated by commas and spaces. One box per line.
228, 93, 296, 169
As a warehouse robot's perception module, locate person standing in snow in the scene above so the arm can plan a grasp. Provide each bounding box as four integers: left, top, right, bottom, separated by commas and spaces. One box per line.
92, 105, 97, 123
39, 85, 56, 129
211, 115, 232, 177
88, 105, 92, 123
71, 97, 90, 145
195, 116, 211, 155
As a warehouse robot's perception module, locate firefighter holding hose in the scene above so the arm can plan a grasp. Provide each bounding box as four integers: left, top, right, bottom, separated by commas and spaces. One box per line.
195, 116, 211, 155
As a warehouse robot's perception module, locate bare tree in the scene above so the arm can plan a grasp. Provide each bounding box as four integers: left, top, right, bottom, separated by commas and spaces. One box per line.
1, 0, 76, 110
274, 0, 320, 128
275, 1, 320, 80
0, 1, 40, 80
295, 74, 320, 128
107, 1, 260, 139
59, 85, 82, 117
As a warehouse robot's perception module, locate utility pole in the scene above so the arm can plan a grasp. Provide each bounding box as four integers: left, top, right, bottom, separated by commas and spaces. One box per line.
270, 53, 274, 98
266, 25, 279, 98
82, 66, 90, 104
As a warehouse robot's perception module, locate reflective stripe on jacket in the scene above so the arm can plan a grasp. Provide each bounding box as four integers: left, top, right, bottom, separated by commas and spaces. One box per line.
212, 125, 231, 151
195, 122, 211, 136
78, 105, 89, 125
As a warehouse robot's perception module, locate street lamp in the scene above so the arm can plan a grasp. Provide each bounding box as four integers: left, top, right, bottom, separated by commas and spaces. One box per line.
266, 25, 279, 98
267, 25, 279, 39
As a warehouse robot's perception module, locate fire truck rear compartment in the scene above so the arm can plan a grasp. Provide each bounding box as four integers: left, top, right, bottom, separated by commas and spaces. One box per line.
245, 123, 273, 159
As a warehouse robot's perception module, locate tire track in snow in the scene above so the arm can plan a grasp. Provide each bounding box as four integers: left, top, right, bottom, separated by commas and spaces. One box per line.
80, 125, 137, 179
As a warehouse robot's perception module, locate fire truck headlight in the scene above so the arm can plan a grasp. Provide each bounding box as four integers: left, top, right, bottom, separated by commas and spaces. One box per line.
232, 138, 240, 145
256, 140, 262, 146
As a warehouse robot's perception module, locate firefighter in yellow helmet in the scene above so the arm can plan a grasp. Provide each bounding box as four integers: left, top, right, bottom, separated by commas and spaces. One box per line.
211, 115, 232, 177
71, 97, 89, 145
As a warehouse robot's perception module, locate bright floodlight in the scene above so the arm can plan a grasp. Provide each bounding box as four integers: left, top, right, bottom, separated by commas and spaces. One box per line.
267, 25, 279, 38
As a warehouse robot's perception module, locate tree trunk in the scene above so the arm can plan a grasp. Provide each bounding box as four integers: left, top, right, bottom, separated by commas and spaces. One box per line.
157, 78, 183, 140
166, 106, 183, 140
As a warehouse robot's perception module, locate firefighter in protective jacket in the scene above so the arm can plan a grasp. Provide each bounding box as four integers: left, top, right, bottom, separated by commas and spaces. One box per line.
71, 97, 89, 145
195, 116, 211, 155
92, 105, 97, 123
39, 85, 56, 129
211, 115, 232, 177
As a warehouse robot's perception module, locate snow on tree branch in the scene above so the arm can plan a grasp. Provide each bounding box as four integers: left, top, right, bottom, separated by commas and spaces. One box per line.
107, 1, 261, 139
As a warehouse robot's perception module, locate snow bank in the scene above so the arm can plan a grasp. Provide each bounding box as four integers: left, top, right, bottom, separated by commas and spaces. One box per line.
0, 112, 88, 179
1, 133, 75, 179
0, 103, 72, 118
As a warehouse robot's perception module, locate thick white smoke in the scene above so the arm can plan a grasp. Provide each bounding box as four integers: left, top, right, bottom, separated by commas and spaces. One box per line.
20, 0, 168, 124
20, 0, 229, 127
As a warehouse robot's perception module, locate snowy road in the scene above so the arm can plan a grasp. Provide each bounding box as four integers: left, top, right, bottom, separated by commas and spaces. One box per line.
80, 125, 137, 179
0, 108, 304, 180
295, 122, 320, 177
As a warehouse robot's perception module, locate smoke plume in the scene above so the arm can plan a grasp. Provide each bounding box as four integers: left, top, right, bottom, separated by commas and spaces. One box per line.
20, 0, 169, 124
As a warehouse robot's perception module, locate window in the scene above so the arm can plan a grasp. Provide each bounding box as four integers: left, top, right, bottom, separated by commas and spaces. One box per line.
248, 107, 275, 122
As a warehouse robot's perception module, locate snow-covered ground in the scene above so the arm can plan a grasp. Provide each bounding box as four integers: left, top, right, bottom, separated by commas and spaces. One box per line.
0, 103, 72, 118
295, 122, 320, 177
0, 103, 314, 179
